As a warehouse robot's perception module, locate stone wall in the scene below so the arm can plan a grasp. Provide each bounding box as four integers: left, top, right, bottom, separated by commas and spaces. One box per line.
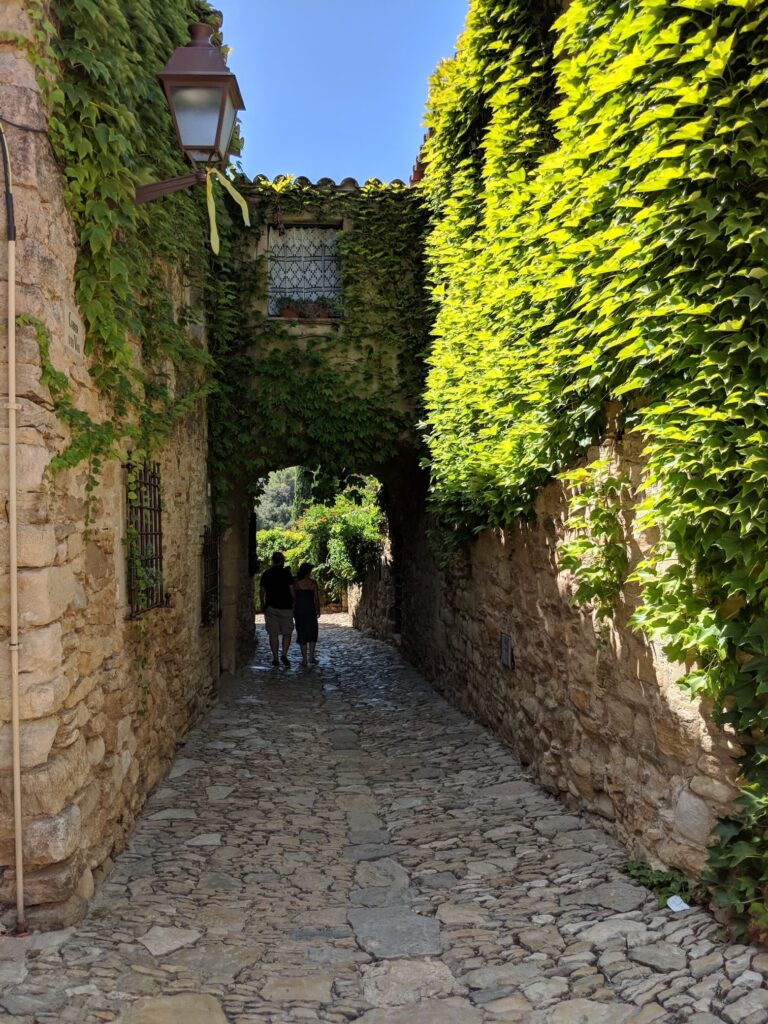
0, 2, 219, 928
220, 493, 256, 675
350, 443, 743, 878
348, 535, 396, 642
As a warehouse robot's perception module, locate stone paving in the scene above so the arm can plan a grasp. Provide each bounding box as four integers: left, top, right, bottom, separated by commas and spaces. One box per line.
1, 616, 768, 1024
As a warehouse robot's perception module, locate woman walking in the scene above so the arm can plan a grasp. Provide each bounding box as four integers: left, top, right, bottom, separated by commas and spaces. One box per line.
294, 562, 321, 666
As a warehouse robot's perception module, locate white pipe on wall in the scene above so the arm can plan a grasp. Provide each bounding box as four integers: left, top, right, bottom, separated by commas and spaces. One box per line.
1, 122, 26, 931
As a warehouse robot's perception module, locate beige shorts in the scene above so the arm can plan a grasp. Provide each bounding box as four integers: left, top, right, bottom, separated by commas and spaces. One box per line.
265, 607, 294, 638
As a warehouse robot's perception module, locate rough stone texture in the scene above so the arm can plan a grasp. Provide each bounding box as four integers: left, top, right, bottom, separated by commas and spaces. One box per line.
578, 919, 650, 946
532, 999, 637, 1023
629, 941, 688, 972
137, 926, 201, 957
362, 959, 463, 1005
0, 6, 219, 927
350, 448, 743, 879
564, 881, 647, 913
119, 994, 229, 1024
348, 906, 442, 958
354, 1000, 483, 1024
260, 974, 334, 1003
0, 617, 766, 1024
722, 989, 768, 1024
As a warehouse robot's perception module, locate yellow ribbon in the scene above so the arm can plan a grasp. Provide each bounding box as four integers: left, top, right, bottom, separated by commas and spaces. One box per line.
205, 167, 251, 255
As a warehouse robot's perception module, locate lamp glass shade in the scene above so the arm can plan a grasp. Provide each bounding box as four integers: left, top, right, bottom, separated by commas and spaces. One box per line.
158, 23, 245, 166
219, 91, 237, 161
171, 85, 223, 158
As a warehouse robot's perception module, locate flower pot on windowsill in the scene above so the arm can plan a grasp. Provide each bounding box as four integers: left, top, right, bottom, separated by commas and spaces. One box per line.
274, 297, 340, 321
310, 298, 339, 320
275, 297, 308, 319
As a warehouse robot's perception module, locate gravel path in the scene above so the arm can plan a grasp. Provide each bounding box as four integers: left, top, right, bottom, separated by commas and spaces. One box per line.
1, 616, 766, 1023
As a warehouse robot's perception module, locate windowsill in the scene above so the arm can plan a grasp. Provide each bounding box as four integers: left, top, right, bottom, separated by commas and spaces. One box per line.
126, 599, 169, 620
268, 316, 344, 325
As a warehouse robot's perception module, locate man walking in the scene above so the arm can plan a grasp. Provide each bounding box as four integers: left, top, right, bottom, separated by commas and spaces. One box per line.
259, 551, 295, 667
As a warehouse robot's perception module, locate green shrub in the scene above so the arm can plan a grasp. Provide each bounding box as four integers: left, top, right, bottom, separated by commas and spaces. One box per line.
623, 861, 702, 910
257, 484, 384, 601
255, 528, 310, 576
298, 486, 384, 600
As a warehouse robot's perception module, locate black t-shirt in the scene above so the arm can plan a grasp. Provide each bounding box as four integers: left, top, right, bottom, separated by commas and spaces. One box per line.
260, 566, 294, 609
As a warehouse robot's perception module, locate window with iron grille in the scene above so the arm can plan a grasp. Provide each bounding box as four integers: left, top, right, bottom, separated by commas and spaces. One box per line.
201, 525, 220, 626
126, 461, 165, 617
267, 225, 342, 318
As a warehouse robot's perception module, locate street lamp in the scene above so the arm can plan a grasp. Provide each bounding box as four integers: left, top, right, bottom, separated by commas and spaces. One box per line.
135, 22, 245, 205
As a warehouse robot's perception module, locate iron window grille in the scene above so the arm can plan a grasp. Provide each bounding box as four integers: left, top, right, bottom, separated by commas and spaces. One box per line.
126, 461, 165, 617
267, 225, 343, 317
201, 525, 220, 626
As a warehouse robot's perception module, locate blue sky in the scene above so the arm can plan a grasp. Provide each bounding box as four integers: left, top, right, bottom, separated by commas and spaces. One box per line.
220, 0, 469, 183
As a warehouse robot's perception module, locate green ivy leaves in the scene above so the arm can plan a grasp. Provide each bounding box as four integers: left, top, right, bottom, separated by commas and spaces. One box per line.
25, 0, 218, 476
559, 459, 631, 622
205, 178, 430, 515
421, 0, 768, 937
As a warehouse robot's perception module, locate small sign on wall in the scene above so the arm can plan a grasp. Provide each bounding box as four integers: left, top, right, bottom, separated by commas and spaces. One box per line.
65, 305, 85, 359
500, 631, 515, 670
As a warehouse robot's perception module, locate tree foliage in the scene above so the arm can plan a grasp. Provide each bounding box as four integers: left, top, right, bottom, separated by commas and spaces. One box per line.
256, 482, 384, 601
256, 467, 297, 530
292, 466, 314, 521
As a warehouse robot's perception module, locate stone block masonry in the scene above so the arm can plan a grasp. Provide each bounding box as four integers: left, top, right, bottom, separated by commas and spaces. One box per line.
0, 4, 219, 927
350, 444, 742, 880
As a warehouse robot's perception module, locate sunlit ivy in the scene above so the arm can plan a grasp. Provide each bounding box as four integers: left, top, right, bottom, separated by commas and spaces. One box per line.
422, 0, 768, 938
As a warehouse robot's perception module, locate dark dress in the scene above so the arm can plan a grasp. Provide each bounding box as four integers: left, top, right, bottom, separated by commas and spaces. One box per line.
294, 586, 319, 643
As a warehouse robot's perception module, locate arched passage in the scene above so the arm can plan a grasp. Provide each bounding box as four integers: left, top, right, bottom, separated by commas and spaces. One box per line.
209, 177, 430, 673
209, 172, 741, 908
1, 0, 759, 944
218, 444, 424, 675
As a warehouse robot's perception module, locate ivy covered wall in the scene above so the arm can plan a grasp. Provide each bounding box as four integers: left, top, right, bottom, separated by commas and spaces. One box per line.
421, 0, 768, 935
9, 0, 768, 937
207, 177, 430, 510
8, 0, 222, 478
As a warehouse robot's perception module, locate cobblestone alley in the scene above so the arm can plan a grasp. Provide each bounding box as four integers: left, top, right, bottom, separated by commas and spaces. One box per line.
1, 617, 767, 1024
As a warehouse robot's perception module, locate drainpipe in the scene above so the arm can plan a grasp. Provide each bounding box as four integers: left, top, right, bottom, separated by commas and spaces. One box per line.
0, 122, 25, 931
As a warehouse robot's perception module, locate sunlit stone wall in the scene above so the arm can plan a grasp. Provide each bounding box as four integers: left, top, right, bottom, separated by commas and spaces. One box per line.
0, 2, 218, 928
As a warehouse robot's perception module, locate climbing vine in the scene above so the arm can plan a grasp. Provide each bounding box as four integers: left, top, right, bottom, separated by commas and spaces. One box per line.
7, 2, 431, 516
11, 0, 220, 478
559, 457, 631, 623
206, 176, 430, 513
7, 2, 431, 601
421, 0, 768, 936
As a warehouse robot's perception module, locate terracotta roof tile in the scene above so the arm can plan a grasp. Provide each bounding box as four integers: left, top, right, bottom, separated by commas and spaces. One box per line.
245, 175, 414, 190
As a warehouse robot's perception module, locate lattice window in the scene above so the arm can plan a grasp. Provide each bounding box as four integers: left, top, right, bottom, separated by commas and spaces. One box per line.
268, 225, 342, 317
126, 461, 165, 617
201, 525, 220, 626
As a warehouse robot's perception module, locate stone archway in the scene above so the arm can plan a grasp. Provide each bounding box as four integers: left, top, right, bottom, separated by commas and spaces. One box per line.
219, 444, 424, 677
210, 177, 429, 676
